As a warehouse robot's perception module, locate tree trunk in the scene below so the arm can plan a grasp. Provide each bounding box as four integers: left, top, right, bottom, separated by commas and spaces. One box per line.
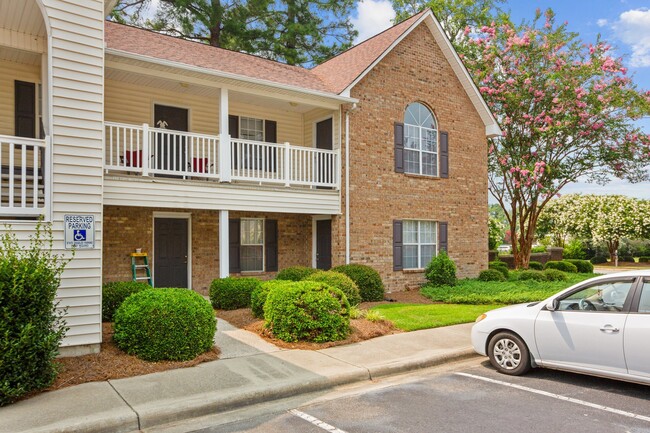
607, 240, 619, 265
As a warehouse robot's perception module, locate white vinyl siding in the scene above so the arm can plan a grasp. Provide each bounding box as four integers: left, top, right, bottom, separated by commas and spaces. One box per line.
403, 220, 437, 269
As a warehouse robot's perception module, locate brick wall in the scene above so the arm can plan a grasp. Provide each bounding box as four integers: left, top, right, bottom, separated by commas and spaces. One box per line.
332, 23, 488, 291
103, 206, 312, 295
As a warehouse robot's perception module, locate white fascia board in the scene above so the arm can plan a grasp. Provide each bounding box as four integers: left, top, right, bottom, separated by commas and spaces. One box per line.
486, 123, 502, 138
105, 48, 358, 105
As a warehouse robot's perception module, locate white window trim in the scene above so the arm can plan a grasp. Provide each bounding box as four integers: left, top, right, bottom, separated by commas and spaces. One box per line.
403, 220, 438, 270
240, 217, 265, 272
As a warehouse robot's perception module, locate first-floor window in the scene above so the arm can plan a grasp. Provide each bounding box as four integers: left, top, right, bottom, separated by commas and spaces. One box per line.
403, 220, 437, 269
241, 218, 264, 271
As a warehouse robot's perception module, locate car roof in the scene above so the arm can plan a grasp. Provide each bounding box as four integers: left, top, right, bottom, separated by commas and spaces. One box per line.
592, 269, 650, 279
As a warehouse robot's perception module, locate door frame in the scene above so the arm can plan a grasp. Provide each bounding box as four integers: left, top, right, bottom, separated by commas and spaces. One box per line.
151, 102, 192, 131
152, 211, 192, 289
312, 115, 335, 149
312, 215, 332, 268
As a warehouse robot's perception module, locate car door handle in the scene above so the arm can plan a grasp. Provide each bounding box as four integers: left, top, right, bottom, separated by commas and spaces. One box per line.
600, 325, 620, 333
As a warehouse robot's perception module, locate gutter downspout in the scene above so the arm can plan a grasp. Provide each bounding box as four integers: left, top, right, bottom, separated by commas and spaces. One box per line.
345, 103, 358, 264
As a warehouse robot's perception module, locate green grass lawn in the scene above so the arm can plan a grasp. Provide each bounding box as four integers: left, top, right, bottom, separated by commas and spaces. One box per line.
420, 272, 598, 305
370, 303, 502, 331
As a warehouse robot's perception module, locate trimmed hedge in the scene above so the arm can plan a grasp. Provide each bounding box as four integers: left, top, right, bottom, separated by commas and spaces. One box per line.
488, 261, 509, 279
276, 266, 318, 282
0, 226, 68, 406
563, 259, 594, 274
544, 261, 578, 273
331, 264, 384, 302
425, 251, 457, 286
478, 269, 506, 282
264, 281, 350, 342
114, 288, 216, 361
251, 280, 288, 319
209, 277, 261, 310
619, 255, 635, 263
590, 255, 608, 264
639, 256, 650, 263
543, 269, 568, 281
528, 261, 544, 271
102, 281, 150, 322
517, 270, 547, 281
305, 271, 362, 306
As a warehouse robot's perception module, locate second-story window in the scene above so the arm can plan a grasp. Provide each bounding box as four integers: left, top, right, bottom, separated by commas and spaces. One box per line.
404, 102, 438, 176
240, 117, 264, 141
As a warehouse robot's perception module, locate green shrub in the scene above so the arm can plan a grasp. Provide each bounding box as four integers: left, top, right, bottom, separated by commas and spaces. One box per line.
590, 255, 608, 264
331, 264, 384, 302
544, 261, 578, 273
543, 269, 568, 281
264, 281, 350, 342
528, 261, 544, 271
0, 224, 69, 407
517, 270, 547, 281
114, 288, 216, 361
251, 280, 290, 319
639, 256, 650, 263
276, 266, 318, 282
365, 310, 386, 322
531, 245, 547, 253
102, 281, 150, 322
619, 255, 635, 263
425, 251, 457, 286
563, 259, 594, 273
488, 261, 509, 279
563, 239, 587, 259
478, 269, 506, 282
209, 277, 261, 310
304, 271, 362, 306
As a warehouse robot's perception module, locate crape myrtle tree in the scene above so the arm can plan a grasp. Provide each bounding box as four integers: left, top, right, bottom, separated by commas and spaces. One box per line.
111, 0, 357, 66
536, 193, 585, 247
464, 9, 650, 269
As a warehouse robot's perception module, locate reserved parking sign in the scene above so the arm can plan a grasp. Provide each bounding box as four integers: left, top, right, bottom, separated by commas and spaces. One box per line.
64, 215, 95, 249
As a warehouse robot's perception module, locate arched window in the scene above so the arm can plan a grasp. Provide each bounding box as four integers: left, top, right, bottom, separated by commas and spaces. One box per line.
404, 102, 438, 176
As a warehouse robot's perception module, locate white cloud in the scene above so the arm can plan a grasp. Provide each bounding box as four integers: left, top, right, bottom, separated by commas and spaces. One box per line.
612, 8, 650, 67
596, 18, 608, 27
351, 0, 396, 44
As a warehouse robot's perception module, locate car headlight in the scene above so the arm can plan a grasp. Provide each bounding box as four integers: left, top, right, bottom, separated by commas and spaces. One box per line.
475, 313, 487, 323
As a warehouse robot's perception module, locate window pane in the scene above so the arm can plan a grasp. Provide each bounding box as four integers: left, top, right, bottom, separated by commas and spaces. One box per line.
421, 245, 435, 267
403, 245, 418, 269
405, 149, 420, 174
241, 219, 263, 245
420, 221, 436, 244
403, 220, 418, 243
639, 283, 650, 313
241, 245, 263, 271
404, 106, 418, 126
422, 152, 437, 176
559, 281, 634, 311
404, 125, 419, 149
240, 117, 264, 141
422, 128, 437, 152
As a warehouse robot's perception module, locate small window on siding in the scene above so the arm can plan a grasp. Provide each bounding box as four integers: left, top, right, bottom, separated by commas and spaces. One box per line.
241, 218, 264, 271
240, 117, 264, 141
404, 103, 438, 176
403, 220, 437, 269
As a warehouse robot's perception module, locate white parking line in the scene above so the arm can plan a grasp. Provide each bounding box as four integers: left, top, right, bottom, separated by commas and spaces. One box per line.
288, 409, 349, 433
455, 372, 650, 423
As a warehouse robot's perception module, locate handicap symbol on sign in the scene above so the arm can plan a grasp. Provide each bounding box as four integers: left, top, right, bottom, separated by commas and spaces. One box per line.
74, 230, 86, 242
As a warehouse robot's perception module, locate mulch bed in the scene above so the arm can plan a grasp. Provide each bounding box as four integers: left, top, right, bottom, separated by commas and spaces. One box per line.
49, 323, 220, 391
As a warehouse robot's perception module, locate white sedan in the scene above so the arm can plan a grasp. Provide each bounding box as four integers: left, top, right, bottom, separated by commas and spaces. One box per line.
472, 270, 650, 385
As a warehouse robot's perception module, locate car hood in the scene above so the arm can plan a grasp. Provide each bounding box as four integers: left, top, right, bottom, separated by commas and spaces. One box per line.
484, 302, 540, 319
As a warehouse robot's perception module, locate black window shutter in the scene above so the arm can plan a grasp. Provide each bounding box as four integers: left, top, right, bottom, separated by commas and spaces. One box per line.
438, 222, 448, 253
265, 219, 278, 272
394, 122, 404, 173
15, 81, 36, 139
439, 131, 449, 178
264, 120, 277, 172
393, 220, 403, 271
229, 219, 241, 273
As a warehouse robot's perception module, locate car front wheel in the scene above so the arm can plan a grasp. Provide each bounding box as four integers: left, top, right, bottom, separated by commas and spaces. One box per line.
487, 332, 531, 376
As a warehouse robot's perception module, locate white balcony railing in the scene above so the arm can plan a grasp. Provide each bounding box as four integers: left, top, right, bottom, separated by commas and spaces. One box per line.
105, 122, 340, 189
0, 135, 48, 217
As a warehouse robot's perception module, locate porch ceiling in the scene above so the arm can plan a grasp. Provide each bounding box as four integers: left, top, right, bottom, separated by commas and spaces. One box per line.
0, 0, 46, 37
0, 45, 41, 65
106, 62, 336, 114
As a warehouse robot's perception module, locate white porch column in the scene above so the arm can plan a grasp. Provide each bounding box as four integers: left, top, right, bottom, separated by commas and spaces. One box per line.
219, 209, 230, 278
40, 53, 50, 136
219, 88, 231, 182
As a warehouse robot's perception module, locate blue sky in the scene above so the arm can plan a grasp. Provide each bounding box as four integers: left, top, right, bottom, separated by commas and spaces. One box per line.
353, 0, 650, 199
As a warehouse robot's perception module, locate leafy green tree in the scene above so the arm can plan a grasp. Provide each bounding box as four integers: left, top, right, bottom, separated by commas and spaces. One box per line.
110, 0, 356, 66
465, 9, 650, 269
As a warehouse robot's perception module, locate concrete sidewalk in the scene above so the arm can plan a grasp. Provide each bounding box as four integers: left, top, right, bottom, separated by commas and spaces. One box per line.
0, 323, 475, 433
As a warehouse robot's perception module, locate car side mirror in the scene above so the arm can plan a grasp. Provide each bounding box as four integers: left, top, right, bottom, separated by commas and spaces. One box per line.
546, 299, 559, 311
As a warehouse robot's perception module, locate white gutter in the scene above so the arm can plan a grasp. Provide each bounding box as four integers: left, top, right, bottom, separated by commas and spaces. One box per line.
345, 103, 359, 264
105, 48, 359, 104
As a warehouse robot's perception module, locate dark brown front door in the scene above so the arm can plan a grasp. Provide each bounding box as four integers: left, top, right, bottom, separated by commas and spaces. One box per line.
154, 105, 189, 174
316, 219, 332, 270
154, 218, 188, 288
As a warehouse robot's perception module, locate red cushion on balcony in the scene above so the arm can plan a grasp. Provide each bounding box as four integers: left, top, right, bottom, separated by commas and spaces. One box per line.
193, 157, 209, 173
125, 150, 143, 168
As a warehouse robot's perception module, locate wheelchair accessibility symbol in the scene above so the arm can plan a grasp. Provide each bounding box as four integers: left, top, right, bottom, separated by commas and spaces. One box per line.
74, 230, 86, 241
